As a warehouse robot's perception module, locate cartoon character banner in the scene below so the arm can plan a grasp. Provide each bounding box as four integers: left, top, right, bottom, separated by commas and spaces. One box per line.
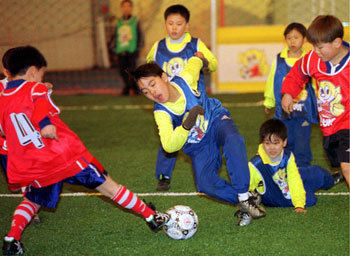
217, 44, 284, 89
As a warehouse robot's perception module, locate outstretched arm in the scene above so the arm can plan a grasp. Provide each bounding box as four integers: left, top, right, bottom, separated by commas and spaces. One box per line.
281, 56, 310, 115
155, 111, 189, 153
40, 124, 58, 140
287, 153, 306, 211
31, 83, 59, 140
155, 106, 205, 153
197, 39, 218, 72
180, 56, 203, 92
264, 57, 277, 114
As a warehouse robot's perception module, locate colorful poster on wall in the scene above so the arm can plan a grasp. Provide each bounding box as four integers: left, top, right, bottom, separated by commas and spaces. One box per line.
217, 43, 284, 92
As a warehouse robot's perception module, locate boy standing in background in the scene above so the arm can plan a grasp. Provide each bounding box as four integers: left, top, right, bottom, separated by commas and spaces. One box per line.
109, 0, 144, 95
264, 23, 318, 167
146, 4, 217, 191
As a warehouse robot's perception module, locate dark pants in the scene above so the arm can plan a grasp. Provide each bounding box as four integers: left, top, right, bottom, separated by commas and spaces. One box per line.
282, 118, 313, 167
155, 146, 177, 179
323, 129, 350, 167
118, 52, 138, 95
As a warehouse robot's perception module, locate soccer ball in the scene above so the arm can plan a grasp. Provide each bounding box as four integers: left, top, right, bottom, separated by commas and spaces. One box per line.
163, 205, 198, 240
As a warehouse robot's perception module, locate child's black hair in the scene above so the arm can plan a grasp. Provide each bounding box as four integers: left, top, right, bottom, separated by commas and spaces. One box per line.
259, 119, 287, 143
284, 22, 307, 38
164, 4, 190, 22
2, 45, 47, 77
131, 62, 164, 85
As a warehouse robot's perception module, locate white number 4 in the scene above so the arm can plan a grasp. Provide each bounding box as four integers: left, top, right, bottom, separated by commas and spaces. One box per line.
10, 113, 45, 149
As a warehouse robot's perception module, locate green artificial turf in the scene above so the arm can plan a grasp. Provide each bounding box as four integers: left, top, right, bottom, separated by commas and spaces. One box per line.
0, 94, 348, 255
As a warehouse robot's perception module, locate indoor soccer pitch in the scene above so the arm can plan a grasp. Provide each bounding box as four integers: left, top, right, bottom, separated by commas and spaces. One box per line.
0, 93, 348, 256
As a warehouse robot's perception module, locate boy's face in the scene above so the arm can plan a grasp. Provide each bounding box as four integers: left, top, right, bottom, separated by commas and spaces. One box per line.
285, 29, 305, 53
137, 73, 170, 103
121, 2, 133, 16
165, 14, 189, 40
262, 134, 287, 159
313, 39, 339, 62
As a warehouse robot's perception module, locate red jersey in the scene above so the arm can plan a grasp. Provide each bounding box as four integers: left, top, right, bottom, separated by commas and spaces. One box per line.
0, 80, 94, 187
0, 79, 7, 155
281, 46, 349, 136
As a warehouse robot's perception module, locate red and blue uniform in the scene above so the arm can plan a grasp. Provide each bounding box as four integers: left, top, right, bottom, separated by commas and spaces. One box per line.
282, 41, 349, 166
0, 79, 106, 207
281, 42, 349, 136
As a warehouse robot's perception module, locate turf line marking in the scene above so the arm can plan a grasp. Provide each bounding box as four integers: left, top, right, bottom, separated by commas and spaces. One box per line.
60, 101, 264, 111
0, 191, 348, 198
315, 192, 350, 196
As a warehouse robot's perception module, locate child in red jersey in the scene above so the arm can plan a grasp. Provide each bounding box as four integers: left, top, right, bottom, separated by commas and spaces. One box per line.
281, 15, 349, 187
0, 46, 169, 255
1, 59, 51, 193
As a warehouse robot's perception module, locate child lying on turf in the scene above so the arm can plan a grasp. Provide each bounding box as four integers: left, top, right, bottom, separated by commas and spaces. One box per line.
236, 119, 343, 226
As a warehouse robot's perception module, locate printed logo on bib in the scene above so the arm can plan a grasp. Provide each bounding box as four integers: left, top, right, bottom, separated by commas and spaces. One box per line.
163, 57, 187, 79
186, 114, 208, 144
118, 25, 133, 47
272, 168, 291, 199
292, 87, 308, 112
317, 81, 344, 127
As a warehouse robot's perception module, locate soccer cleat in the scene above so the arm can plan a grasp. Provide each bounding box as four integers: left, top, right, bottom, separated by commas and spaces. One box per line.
2, 237, 24, 255
332, 171, 344, 185
145, 202, 170, 232
239, 196, 266, 219
248, 191, 267, 213
156, 175, 171, 191
146, 212, 170, 232
234, 210, 252, 226
249, 191, 262, 205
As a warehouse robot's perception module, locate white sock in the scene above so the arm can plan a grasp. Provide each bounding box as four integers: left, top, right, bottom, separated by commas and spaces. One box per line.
4, 236, 14, 242
238, 192, 249, 202
145, 214, 154, 222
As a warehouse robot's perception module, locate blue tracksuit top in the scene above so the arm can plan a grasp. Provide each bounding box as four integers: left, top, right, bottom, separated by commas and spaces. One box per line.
250, 149, 294, 207
273, 53, 318, 123
154, 75, 228, 154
